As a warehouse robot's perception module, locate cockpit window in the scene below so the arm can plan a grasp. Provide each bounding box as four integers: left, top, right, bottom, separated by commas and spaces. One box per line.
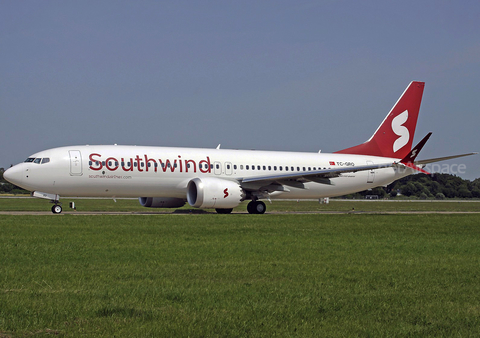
24, 157, 50, 164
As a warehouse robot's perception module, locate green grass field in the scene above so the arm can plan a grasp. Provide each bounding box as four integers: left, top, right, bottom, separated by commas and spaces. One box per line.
1, 200, 480, 337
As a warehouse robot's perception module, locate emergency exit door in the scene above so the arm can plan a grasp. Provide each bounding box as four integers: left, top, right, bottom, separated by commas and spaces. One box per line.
366, 160, 375, 183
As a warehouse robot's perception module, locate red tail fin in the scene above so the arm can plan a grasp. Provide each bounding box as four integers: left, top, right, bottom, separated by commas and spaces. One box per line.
336, 81, 425, 159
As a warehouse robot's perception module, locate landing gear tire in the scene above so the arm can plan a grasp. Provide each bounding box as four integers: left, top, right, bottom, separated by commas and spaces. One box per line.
51, 205, 62, 214
216, 208, 233, 214
247, 201, 266, 214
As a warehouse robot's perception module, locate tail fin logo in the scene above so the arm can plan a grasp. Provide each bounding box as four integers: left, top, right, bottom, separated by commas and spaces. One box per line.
392, 110, 409, 153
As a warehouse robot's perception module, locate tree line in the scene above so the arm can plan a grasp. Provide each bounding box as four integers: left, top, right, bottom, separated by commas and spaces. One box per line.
343, 173, 480, 199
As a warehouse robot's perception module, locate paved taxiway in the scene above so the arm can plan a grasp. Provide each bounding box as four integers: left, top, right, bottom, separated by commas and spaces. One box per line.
1, 211, 479, 215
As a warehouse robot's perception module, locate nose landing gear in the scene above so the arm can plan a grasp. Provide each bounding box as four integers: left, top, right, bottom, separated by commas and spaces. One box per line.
51, 204, 63, 214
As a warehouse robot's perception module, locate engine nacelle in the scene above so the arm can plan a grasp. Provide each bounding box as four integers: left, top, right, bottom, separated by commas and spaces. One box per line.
139, 197, 186, 208
187, 177, 245, 209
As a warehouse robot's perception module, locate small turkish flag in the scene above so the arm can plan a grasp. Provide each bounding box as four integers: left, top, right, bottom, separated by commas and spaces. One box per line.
329, 161, 335, 166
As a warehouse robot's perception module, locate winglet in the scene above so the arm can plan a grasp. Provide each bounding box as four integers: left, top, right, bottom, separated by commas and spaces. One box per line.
401, 132, 432, 163
399, 132, 432, 174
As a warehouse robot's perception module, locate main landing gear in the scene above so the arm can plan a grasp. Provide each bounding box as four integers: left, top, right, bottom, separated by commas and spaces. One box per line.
247, 200, 266, 214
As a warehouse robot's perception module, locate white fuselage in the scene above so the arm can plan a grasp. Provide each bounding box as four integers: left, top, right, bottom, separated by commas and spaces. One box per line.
7, 145, 412, 200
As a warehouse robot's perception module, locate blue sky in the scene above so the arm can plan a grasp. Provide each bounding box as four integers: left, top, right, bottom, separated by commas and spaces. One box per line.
1, 1, 479, 179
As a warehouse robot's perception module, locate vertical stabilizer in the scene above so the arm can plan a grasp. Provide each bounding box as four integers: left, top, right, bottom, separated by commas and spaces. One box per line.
335, 81, 425, 159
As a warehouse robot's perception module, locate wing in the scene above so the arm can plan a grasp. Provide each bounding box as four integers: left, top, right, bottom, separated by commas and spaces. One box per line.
239, 162, 395, 192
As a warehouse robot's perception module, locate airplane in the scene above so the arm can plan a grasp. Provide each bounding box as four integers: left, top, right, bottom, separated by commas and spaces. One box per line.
4, 81, 477, 214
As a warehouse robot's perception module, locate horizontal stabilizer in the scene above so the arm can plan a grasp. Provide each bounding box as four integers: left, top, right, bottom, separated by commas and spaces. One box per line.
415, 152, 478, 165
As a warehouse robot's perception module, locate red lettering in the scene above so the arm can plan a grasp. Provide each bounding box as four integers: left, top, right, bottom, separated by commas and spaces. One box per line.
90, 153, 213, 175
144, 155, 157, 172
159, 159, 176, 172
199, 157, 211, 173
105, 157, 119, 171
122, 158, 134, 171
178, 156, 183, 172
185, 159, 196, 173
134, 155, 143, 172
89, 153, 102, 171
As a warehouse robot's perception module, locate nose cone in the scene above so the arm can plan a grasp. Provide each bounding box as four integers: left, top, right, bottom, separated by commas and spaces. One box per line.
3, 165, 24, 187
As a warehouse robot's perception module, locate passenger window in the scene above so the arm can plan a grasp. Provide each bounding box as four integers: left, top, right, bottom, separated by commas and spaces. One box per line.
234, 165, 237, 170
240, 165, 244, 170
274, 166, 277, 170
246, 165, 249, 170
263, 166, 266, 170
108, 161, 112, 166
268, 166, 271, 170
303, 167, 306, 171
279, 166, 283, 171
41, 158, 50, 164
285, 166, 288, 171
227, 164, 230, 169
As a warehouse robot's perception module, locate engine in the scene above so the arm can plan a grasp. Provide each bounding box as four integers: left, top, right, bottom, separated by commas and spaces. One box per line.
187, 177, 245, 209
139, 197, 186, 208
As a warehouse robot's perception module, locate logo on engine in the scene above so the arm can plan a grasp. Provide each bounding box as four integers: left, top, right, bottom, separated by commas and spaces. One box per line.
224, 188, 229, 198
391, 110, 409, 153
